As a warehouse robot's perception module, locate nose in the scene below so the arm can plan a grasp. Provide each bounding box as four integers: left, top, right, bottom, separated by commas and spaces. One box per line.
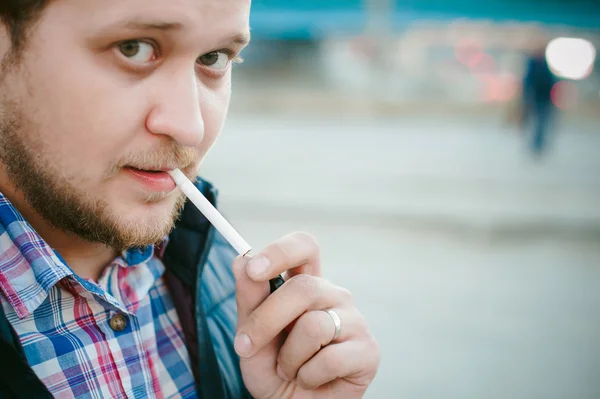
146, 69, 204, 147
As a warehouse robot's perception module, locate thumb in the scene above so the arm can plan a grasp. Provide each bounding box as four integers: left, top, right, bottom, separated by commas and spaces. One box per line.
233, 258, 284, 396
233, 255, 270, 324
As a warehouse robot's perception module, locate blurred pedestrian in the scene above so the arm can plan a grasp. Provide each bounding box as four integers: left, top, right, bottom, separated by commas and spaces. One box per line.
521, 41, 558, 155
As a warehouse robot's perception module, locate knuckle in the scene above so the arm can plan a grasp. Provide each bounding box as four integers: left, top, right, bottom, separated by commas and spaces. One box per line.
270, 238, 290, 260
287, 273, 322, 297
294, 231, 319, 248
247, 311, 270, 340
359, 315, 370, 335
349, 309, 369, 336
297, 311, 330, 342
298, 314, 323, 341
276, 353, 297, 376
370, 335, 381, 363
361, 334, 381, 373
337, 286, 354, 304
322, 348, 343, 376
296, 368, 318, 390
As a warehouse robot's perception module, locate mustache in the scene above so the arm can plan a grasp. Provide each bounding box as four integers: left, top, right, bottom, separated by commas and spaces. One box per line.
105, 143, 198, 179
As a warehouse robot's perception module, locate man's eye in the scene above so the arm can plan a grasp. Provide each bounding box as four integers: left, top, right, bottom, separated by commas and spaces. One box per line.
118, 40, 156, 64
197, 51, 230, 70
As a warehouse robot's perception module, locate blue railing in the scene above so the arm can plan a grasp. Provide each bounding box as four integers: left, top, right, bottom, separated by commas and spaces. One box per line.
250, 0, 365, 40
249, 0, 600, 39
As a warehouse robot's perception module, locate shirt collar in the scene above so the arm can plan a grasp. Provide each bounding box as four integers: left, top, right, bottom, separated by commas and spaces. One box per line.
0, 192, 161, 318
118, 236, 169, 267
120, 245, 155, 267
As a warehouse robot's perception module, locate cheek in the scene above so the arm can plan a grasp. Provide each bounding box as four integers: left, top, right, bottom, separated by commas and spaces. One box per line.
199, 82, 231, 155
22, 65, 146, 182
33, 104, 138, 185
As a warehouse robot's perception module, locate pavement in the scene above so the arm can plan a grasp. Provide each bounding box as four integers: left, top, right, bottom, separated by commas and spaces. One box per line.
203, 114, 600, 240
201, 114, 600, 399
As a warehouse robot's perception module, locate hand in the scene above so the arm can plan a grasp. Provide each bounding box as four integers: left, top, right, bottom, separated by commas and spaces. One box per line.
233, 232, 380, 399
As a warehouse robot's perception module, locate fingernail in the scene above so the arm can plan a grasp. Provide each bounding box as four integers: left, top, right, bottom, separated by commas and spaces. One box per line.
234, 333, 253, 358
247, 256, 270, 278
276, 364, 289, 381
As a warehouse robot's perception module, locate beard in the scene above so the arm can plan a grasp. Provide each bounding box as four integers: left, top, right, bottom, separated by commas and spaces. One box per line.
0, 93, 191, 252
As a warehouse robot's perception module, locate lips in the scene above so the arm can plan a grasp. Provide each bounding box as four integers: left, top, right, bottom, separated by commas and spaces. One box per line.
124, 166, 177, 192
129, 166, 171, 173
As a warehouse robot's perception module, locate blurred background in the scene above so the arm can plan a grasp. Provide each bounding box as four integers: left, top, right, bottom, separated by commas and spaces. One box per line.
202, 1, 600, 398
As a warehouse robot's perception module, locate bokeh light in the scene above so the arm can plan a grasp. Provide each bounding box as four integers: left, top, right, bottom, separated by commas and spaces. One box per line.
545, 37, 596, 80
468, 53, 496, 75
455, 37, 484, 66
551, 80, 579, 109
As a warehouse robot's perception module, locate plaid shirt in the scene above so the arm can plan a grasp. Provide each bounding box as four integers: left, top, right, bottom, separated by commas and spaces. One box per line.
0, 193, 197, 399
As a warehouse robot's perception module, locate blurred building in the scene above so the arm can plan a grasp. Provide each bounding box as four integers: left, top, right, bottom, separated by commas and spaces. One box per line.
208, 4, 600, 399
233, 0, 600, 116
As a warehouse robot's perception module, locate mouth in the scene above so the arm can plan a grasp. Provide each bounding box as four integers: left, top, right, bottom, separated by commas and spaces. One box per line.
128, 166, 174, 173
124, 166, 178, 192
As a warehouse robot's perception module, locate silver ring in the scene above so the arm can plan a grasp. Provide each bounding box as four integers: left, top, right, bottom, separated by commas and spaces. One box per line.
323, 309, 342, 342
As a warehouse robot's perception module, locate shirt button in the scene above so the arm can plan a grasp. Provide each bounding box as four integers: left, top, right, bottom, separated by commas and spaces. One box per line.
109, 314, 128, 332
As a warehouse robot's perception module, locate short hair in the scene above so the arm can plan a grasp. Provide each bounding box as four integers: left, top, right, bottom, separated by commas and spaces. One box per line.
0, 0, 48, 54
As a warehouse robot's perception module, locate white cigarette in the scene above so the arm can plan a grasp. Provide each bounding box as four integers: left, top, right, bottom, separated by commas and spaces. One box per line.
168, 168, 252, 256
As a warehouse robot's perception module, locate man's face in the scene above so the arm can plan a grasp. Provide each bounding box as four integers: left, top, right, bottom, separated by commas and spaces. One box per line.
0, 0, 250, 250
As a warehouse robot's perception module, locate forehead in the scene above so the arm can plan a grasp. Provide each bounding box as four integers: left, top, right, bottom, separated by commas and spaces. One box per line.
43, 0, 251, 40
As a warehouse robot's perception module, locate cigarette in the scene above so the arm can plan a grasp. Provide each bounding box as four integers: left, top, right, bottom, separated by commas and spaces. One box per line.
168, 168, 252, 256
168, 168, 286, 293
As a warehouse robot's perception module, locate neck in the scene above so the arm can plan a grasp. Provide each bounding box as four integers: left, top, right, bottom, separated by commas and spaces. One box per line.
0, 181, 118, 282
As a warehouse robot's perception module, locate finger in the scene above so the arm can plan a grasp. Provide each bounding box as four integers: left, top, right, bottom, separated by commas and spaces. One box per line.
236, 274, 353, 358
246, 232, 321, 282
233, 256, 271, 357
233, 256, 270, 320
277, 308, 366, 381
296, 339, 380, 391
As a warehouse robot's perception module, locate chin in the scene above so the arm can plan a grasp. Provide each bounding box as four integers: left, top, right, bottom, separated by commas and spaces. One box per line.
97, 190, 185, 248
114, 188, 177, 210
113, 193, 178, 217
111, 212, 178, 249
127, 202, 178, 224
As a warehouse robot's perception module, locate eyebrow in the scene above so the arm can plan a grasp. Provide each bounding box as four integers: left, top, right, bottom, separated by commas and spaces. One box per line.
231, 32, 251, 46
120, 20, 184, 31
111, 19, 251, 46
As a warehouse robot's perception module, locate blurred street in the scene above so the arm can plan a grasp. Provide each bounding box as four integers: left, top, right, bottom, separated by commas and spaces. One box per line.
201, 114, 600, 399
205, 114, 599, 239
204, 1, 600, 397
